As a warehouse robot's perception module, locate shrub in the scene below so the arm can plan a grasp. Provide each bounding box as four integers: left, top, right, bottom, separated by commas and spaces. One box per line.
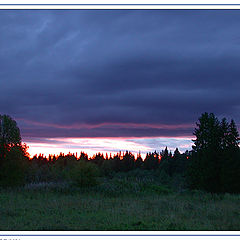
26, 162, 60, 183
144, 184, 173, 194
100, 159, 114, 177
0, 146, 28, 187
65, 161, 100, 187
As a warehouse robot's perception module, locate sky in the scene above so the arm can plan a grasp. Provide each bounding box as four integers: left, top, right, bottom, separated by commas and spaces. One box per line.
1, 9, 240, 157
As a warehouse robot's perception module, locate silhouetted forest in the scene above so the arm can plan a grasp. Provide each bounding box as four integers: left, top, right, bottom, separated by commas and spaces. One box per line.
0, 112, 239, 193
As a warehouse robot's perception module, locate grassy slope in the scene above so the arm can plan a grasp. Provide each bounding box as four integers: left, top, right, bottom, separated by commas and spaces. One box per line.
0, 187, 239, 231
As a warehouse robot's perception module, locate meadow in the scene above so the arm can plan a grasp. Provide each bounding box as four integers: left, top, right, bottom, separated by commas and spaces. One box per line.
1, 172, 240, 231
1, 113, 240, 231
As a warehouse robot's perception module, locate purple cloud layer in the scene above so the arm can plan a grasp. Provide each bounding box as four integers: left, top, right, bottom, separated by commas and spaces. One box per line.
0, 10, 239, 143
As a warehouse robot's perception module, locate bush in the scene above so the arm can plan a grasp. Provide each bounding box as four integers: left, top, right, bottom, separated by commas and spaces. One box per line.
26, 162, 60, 183
65, 161, 100, 187
100, 159, 114, 177
144, 184, 173, 194
0, 146, 28, 187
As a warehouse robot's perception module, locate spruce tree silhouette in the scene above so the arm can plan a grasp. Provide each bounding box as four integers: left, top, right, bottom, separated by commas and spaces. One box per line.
143, 151, 159, 170
188, 112, 240, 193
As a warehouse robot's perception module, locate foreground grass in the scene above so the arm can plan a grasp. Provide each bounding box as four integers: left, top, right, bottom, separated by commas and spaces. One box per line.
0, 183, 239, 230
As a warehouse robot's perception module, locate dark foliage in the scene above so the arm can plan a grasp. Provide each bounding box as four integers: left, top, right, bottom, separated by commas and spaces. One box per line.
0, 146, 28, 187
0, 115, 29, 187
187, 112, 240, 193
0, 113, 239, 194
143, 151, 160, 170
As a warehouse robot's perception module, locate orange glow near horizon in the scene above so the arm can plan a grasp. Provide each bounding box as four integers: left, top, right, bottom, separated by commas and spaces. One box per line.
25, 137, 152, 158
24, 136, 193, 158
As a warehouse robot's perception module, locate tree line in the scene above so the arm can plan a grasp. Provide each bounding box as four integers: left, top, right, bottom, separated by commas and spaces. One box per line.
0, 113, 239, 193
29, 147, 190, 175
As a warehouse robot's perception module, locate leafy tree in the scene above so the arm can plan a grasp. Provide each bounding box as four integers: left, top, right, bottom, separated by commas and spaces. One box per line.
0, 145, 28, 187
0, 115, 28, 185
0, 114, 30, 186
65, 161, 100, 187
0, 114, 21, 160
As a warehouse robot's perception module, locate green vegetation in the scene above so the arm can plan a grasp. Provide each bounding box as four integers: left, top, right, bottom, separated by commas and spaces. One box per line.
0, 146, 28, 187
0, 177, 239, 231
0, 113, 240, 230
64, 161, 100, 187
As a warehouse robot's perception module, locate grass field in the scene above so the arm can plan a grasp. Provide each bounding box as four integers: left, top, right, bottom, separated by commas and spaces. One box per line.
0, 177, 240, 231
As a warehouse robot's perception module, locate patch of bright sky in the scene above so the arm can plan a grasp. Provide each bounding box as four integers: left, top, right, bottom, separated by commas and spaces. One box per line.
25, 137, 193, 158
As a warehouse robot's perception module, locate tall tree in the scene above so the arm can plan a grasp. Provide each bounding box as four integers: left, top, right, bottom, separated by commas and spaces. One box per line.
188, 112, 240, 193
0, 114, 22, 161
220, 119, 240, 193
0, 114, 28, 186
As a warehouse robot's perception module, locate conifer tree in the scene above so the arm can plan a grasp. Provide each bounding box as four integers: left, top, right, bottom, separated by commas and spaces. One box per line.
188, 113, 240, 193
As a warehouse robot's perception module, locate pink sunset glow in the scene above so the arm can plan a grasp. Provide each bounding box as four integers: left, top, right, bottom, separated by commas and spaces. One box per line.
18, 118, 194, 130
24, 136, 193, 158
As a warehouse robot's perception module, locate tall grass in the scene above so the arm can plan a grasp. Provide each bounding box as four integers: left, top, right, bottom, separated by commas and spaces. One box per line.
0, 185, 239, 231
0, 170, 239, 231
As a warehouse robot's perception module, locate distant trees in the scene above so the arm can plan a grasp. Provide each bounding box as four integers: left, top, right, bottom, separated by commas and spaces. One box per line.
1, 112, 239, 193
158, 147, 171, 175
91, 153, 105, 167
135, 153, 143, 168
187, 112, 240, 193
17, 145, 191, 187
144, 151, 160, 170
121, 151, 135, 172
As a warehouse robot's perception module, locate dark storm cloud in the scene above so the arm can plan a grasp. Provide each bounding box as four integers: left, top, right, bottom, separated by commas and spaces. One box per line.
1, 9, 240, 138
